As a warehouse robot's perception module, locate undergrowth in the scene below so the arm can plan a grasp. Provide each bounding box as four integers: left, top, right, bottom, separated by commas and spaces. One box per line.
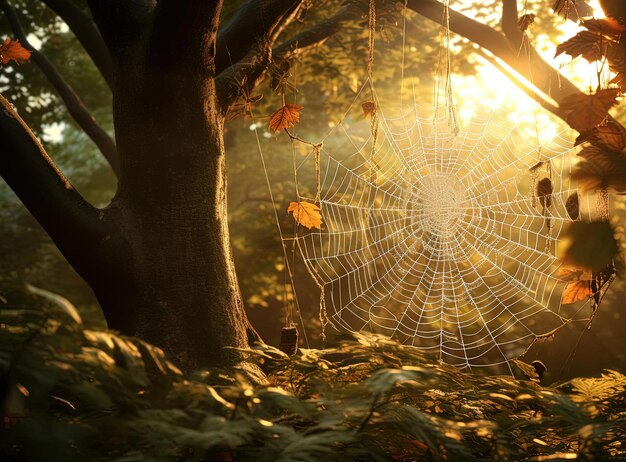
0, 292, 625, 461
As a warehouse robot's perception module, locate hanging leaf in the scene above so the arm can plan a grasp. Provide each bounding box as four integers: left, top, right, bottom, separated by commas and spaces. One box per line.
287, 201, 322, 229
563, 221, 619, 273
572, 145, 626, 192
562, 280, 593, 304
361, 101, 377, 119
552, 0, 577, 18
560, 89, 620, 132
0, 37, 31, 66
537, 177, 553, 209
565, 192, 580, 220
555, 31, 604, 62
269, 104, 304, 132
518, 14, 536, 32
581, 17, 625, 36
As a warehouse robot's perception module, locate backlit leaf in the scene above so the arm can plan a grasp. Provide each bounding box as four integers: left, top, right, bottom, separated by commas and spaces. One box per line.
560, 89, 620, 132
562, 280, 592, 304
287, 201, 322, 229
555, 30, 604, 62
269, 104, 304, 132
0, 37, 31, 66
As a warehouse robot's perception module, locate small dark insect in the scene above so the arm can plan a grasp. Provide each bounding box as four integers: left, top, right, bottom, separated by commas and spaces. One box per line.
566, 192, 580, 220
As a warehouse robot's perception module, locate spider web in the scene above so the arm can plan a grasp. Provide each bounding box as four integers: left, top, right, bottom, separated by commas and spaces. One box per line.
291, 95, 599, 370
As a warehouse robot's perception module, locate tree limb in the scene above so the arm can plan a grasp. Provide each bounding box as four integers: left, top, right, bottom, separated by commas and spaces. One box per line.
216, 0, 304, 75
39, 0, 113, 88
405, 0, 598, 126
0, 0, 120, 177
0, 95, 105, 272
273, 5, 361, 61
216, 38, 272, 111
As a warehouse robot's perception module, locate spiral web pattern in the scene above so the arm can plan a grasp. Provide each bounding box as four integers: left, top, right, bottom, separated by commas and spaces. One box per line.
294, 101, 595, 370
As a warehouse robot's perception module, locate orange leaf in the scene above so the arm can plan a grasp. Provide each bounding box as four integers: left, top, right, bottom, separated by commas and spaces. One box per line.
287, 201, 322, 229
269, 104, 304, 132
0, 38, 31, 66
562, 280, 593, 304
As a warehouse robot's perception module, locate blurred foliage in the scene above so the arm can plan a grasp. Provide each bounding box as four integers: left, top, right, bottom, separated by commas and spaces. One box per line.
1, 296, 625, 461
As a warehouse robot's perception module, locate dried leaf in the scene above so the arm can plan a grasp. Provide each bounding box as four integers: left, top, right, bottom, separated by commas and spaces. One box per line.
0, 37, 31, 66
552, 0, 577, 18
537, 177, 553, 209
287, 201, 322, 229
555, 30, 605, 62
269, 104, 304, 132
581, 17, 625, 36
518, 14, 536, 32
562, 280, 593, 304
362, 101, 377, 118
566, 192, 580, 220
560, 89, 620, 132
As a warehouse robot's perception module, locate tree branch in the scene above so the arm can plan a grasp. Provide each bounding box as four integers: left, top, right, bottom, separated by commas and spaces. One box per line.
216, 0, 304, 75
0, 0, 120, 177
273, 5, 361, 61
405, 0, 604, 129
39, 0, 113, 88
0, 95, 105, 271
216, 39, 272, 111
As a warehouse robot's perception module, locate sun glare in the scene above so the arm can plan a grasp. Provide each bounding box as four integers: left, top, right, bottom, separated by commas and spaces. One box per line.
451, 0, 609, 141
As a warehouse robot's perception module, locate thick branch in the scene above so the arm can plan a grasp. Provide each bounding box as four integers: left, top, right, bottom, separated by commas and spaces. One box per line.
0, 95, 104, 269
216, 0, 304, 75
39, 0, 113, 88
216, 39, 272, 110
273, 5, 360, 60
1, 0, 120, 177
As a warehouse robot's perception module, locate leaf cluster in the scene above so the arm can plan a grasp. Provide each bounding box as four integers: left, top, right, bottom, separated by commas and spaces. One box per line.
1, 296, 626, 461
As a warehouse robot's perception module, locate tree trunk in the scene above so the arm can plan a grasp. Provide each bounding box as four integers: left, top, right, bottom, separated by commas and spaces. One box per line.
78, 32, 252, 371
